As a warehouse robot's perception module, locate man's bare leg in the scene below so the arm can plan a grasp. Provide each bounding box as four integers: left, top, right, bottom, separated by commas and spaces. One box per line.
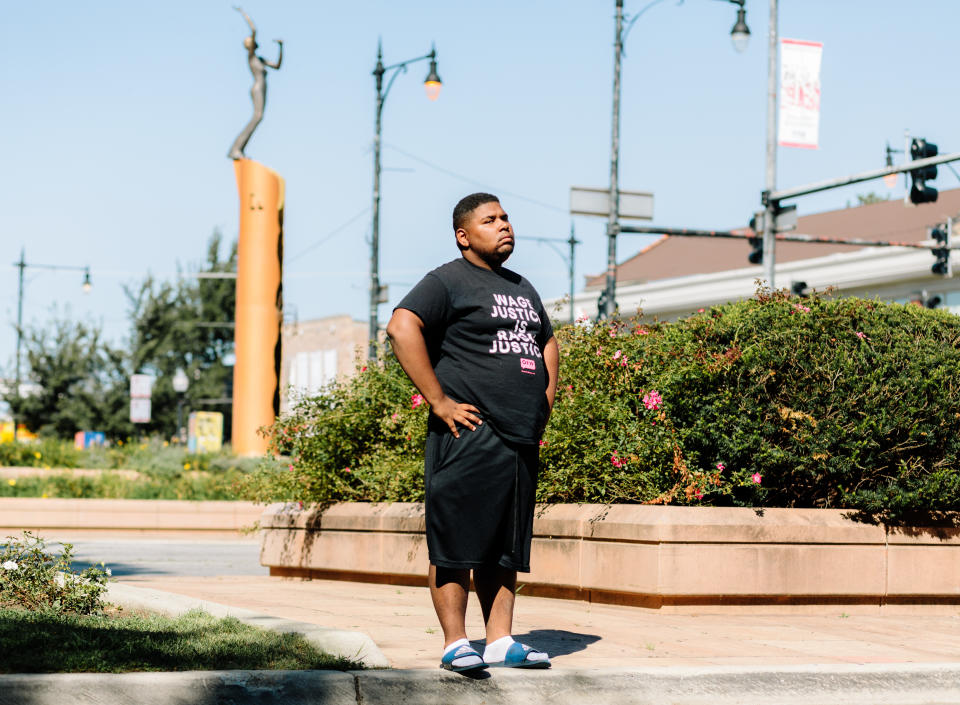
428, 564, 471, 646
473, 564, 516, 643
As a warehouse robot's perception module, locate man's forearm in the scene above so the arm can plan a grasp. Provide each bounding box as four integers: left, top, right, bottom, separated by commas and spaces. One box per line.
543, 337, 559, 411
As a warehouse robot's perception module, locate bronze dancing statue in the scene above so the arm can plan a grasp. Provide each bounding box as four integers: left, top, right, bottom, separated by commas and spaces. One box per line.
228, 7, 283, 160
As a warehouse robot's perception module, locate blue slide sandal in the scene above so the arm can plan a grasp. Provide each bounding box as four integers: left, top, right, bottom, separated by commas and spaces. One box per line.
440, 645, 489, 673
490, 642, 551, 669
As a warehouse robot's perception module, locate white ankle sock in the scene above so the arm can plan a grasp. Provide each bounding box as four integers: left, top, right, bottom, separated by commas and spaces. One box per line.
482, 635, 515, 662
483, 636, 549, 663
443, 638, 482, 668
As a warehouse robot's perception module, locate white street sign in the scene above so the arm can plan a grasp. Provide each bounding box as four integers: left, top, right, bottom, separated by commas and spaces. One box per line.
130, 398, 152, 424
570, 187, 653, 221
130, 374, 155, 399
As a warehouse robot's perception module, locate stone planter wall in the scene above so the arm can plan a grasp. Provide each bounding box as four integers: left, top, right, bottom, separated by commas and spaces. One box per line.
1, 498, 263, 537
259, 502, 960, 611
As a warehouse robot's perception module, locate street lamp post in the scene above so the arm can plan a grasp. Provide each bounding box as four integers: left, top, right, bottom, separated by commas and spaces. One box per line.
369, 41, 442, 359
600, 0, 749, 318
761, 0, 778, 289
172, 368, 189, 444
11, 249, 92, 442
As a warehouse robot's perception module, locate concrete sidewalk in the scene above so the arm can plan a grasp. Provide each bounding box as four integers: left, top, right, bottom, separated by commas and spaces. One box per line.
117, 574, 960, 671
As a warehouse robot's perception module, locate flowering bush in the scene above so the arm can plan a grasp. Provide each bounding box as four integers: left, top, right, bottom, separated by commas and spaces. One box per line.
240, 290, 960, 515
0, 532, 109, 614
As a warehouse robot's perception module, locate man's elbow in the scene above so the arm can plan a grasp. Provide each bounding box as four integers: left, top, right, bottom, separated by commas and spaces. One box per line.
385, 311, 409, 343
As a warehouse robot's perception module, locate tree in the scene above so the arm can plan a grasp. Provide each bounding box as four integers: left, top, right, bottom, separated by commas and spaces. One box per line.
4, 316, 133, 438
125, 230, 237, 439
4, 231, 237, 441
856, 192, 889, 206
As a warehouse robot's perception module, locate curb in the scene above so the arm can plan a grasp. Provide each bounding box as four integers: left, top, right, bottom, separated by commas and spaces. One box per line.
105, 582, 389, 668
2, 663, 959, 705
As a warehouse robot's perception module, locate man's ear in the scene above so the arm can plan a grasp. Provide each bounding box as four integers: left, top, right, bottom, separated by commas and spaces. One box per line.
455, 228, 470, 250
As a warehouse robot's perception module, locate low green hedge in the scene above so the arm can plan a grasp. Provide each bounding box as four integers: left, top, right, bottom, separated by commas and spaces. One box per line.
239, 291, 960, 517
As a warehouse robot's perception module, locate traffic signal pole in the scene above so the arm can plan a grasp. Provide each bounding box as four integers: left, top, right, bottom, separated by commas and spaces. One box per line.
768, 150, 960, 203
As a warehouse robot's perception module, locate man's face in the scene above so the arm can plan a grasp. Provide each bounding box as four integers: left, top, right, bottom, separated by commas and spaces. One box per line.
457, 201, 514, 266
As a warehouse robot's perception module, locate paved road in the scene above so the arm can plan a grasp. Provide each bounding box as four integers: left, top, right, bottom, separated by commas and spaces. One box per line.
55, 538, 265, 577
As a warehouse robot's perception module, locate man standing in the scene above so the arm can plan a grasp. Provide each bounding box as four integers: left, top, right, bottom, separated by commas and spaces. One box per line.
387, 193, 559, 672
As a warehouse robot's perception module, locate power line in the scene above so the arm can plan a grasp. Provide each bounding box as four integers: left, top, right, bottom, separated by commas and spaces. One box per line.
287, 207, 371, 263
383, 143, 566, 214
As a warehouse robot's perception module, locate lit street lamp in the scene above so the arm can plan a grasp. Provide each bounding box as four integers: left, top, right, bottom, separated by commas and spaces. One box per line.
368, 41, 442, 359
11, 249, 92, 442
599, 0, 749, 318
172, 368, 189, 444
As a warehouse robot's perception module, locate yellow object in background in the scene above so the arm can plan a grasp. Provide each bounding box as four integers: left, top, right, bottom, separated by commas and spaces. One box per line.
0, 422, 37, 444
188, 411, 224, 454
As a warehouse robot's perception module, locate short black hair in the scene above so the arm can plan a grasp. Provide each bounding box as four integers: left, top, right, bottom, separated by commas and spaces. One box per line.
452, 192, 500, 232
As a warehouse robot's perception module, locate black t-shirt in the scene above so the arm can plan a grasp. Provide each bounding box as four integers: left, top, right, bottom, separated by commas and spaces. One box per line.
395, 257, 555, 444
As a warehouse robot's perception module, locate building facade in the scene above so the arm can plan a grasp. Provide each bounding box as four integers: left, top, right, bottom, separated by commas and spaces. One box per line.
279, 315, 369, 412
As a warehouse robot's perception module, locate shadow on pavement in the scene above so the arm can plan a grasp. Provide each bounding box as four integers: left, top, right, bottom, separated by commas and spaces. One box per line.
470, 629, 601, 659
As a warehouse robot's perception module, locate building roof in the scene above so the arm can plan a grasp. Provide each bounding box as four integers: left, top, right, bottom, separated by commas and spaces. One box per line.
585, 188, 960, 289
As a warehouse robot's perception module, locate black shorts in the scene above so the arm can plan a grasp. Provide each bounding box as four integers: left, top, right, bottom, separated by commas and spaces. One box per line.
423, 416, 539, 573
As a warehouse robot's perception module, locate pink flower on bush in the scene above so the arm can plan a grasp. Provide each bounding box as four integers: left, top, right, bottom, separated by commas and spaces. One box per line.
697, 308, 705, 313
609, 329, 617, 338
716, 462, 725, 472
855, 331, 869, 340
539, 440, 547, 447
361, 366, 368, 372
288, 464, 294, 472
610, 451, 626, 468
792, 303, 811, 314
642, 390, 663, 411
694, 489, 704, 499
411, 394, 425, 409
635, 327, 649, 335
344, 467, 352, 474
390, 412, 399, 422
751, 472, 762, 484
566, 384, 573, 391
613, 349, 622, 360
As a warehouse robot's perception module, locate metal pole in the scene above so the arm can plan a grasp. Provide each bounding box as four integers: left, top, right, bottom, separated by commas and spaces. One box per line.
568, 223, 577, 325
762, 0, 778, 289
602, 0, 624, 318
369, 43, 385, 360
769, 150, 960, 202
13, 248, 24, 442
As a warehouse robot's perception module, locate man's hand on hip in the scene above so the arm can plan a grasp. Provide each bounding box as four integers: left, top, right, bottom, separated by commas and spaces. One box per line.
432, 396, 482, 439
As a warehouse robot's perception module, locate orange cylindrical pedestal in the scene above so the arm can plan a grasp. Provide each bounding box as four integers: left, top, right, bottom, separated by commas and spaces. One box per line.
232, 159, 284, 456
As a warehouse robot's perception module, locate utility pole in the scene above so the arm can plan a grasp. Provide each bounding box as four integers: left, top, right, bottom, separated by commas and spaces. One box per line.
602, 0, 624, 319
568, 223, 578, 325
13, 248, 25, 442
762, 0, 778, 289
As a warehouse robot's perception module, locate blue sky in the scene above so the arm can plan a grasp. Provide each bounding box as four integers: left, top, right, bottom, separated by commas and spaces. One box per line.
3, 1, 959, 371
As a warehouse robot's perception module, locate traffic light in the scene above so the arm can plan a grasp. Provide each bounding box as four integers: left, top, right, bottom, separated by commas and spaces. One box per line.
909, 138, 938, 204
747, 216, 763, 264
931, 223, 951, 276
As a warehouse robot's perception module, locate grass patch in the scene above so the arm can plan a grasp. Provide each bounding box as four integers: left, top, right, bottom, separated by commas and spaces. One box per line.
0, 607, 364, 673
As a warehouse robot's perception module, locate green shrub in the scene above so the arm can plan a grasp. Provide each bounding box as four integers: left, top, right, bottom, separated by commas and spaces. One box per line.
239, 291, 960, 515
0, 532, 109, 615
